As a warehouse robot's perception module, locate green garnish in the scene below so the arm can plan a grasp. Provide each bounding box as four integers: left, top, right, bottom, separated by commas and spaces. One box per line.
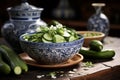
48, 72, 56, 79
83, 61, 94, 68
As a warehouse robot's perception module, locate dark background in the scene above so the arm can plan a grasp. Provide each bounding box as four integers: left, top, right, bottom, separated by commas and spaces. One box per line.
0, 0, 120, 37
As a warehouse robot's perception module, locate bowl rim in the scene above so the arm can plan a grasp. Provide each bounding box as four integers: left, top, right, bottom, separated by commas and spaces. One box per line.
19, 33, 84, 45
77, 31, 105, 39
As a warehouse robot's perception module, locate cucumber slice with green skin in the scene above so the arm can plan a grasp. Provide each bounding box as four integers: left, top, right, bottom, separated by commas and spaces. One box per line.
0, 53, 11, 74
14, 66, 22, 75
42, 38, 52, 43
69, 36, 77, 42
53, 35, 66, 43
63, 31, 71, 37
57, 28, 64, 35
43, 33, 52, 41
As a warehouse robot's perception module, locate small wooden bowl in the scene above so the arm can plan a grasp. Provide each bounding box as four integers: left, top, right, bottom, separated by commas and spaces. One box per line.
77, 31, 105, 47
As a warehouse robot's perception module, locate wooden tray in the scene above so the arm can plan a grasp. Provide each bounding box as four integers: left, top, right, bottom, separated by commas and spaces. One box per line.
19, 53, 83, 68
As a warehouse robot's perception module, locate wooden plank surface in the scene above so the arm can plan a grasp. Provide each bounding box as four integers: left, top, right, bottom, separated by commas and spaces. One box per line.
70, 36, 120, 80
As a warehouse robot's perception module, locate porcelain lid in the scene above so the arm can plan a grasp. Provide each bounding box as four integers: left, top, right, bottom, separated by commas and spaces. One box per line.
7, 2, 43, 11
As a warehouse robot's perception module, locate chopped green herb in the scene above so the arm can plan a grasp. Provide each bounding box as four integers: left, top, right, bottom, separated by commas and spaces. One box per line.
48, 72, 57, 79
83, 61, 94, 68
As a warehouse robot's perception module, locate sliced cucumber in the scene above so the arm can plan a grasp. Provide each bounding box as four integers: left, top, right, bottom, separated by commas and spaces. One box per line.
63, 31, 71, 37
14, 66, 22, 75
23, 20, 80, 43
69, 36, 77, 42
53, 35, 66, 43
43, 33, 52, 41
57, 28, 64, 35
42, 38, 52, 43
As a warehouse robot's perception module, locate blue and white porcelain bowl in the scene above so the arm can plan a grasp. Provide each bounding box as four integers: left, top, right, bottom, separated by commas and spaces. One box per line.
19, 34, 84, 65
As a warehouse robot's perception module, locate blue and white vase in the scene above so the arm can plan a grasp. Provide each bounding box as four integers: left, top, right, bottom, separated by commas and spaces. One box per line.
1, 1, 46, 53
87, 3, 110, 37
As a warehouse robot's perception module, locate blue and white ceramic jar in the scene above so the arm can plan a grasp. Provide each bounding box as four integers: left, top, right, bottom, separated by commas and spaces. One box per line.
1, 1, 46, 53
87, 3, 110, 37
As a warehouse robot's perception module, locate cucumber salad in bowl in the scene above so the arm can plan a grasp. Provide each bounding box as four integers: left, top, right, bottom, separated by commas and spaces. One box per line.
19, 20, 84, 64
23, 20, 81, 43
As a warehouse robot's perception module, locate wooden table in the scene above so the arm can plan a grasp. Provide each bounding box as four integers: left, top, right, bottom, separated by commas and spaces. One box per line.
0, 36, 120, 80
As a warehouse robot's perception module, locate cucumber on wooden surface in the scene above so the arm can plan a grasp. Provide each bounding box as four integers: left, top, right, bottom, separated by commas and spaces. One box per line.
0, 45, 28, 75
89, 40, 103, 52
80, 47, 115, 59
0, 53, 11, 75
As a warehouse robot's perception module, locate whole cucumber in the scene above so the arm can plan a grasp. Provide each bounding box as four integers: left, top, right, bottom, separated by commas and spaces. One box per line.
0, 46, 22, 75
0, 45, 28, 75
0, 53, 11, 74
89, 40, 103, 52
80, 47, 115, 59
